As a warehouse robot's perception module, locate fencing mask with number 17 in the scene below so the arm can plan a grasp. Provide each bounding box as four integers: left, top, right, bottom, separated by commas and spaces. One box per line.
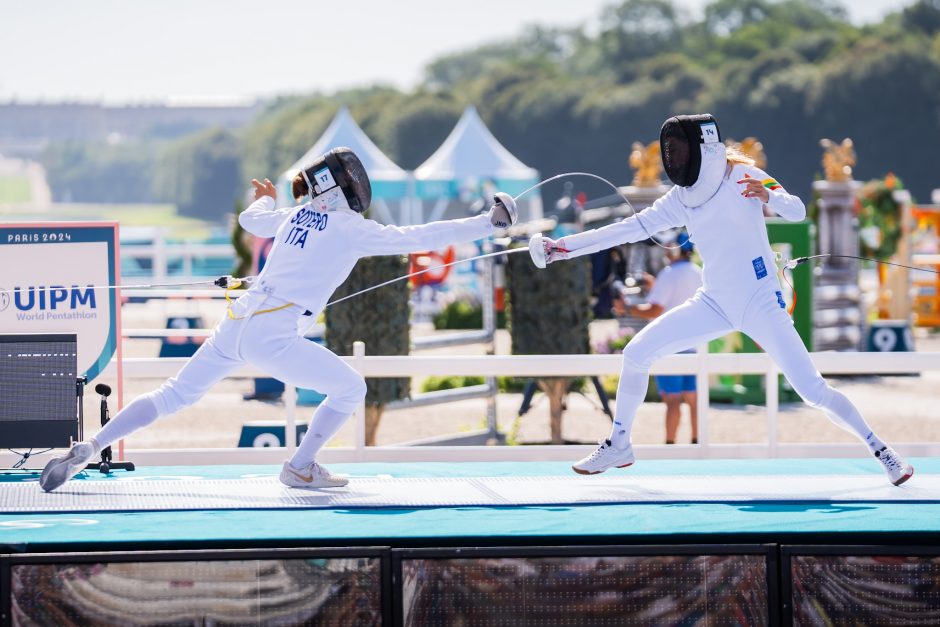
660, 114, 727, 207
298, 146, 372, 213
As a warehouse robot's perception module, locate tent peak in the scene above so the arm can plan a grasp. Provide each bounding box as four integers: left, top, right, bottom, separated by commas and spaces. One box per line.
415, 105, 538, 182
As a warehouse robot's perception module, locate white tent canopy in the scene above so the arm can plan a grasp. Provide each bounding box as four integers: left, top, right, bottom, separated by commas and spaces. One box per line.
415, 106, 540, 198
276, 107, 409, 215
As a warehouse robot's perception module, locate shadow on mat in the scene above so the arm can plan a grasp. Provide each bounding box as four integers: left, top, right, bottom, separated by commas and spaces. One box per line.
335, 506, 575, 515
646, 502, 879, 513
733, 502, 879, 514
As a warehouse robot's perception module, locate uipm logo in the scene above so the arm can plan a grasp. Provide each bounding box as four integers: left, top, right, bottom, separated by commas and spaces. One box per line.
5, 285, 98, 321
11, 285, 97, 311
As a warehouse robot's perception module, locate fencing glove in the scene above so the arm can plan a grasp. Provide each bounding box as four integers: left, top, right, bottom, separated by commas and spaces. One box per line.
528, 233, 570, 268
488, 192, 518, 228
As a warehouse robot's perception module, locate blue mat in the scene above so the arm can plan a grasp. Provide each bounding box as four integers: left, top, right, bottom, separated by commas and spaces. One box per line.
1, 458, 939, 549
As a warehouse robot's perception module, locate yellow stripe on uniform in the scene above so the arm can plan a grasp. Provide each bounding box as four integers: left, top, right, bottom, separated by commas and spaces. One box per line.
225, 278, 297, 320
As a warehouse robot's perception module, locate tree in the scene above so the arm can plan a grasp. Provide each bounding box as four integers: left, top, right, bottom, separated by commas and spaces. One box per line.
230, 200, 252, 278
154, 128, 242, 222
596, 0, 683, 77
902, 0, 940, 37
41, 141, 157, 203
506, 248, 591, 444
370, 93, 463, 168
808, 43, 940, 193
703, 0, 772, 36
325, 254, 411, 446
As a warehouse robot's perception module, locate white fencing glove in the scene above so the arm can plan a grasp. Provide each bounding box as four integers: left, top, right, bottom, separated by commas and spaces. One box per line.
528, 233, 570, 268
488, 192, 518, 228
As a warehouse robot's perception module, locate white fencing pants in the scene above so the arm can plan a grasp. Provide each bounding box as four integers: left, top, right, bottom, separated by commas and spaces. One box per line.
611, 287, 882, 451
93, 302, 365, 451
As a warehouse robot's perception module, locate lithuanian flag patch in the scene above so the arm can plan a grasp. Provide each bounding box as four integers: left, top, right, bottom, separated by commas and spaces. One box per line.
762, 178, 782, 191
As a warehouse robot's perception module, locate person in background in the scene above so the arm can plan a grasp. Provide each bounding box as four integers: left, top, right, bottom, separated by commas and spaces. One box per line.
614, 231, 702, 444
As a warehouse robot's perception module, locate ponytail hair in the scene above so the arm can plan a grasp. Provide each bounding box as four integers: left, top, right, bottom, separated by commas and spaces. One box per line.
725, 145, 756, 167
291, 172, 309, 201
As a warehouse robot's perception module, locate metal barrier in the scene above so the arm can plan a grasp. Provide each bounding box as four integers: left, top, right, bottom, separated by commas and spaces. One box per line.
121, 241, 233, 282
37, 346, 936, 467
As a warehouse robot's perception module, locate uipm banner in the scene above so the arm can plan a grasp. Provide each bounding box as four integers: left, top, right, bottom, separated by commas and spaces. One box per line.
0, 223, 120, 381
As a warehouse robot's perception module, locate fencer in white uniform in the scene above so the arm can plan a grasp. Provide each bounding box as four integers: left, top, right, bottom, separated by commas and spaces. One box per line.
41, 147, 518, 492
529, 114, 913, 486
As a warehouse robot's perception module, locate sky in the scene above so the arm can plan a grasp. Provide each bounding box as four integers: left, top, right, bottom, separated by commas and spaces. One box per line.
0, 0, 913, 105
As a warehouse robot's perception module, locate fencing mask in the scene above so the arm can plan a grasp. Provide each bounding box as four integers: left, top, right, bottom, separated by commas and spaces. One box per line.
660, 114, 727, 207
298, 147, 372, 213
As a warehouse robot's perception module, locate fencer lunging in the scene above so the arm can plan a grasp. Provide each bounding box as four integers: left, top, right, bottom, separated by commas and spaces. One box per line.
530, 114, 913, 486
40, 147, 518, 492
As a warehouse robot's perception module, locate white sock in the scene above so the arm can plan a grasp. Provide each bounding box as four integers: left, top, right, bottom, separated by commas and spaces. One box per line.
818, 387, 886, 452
91, 396, 160, 451
608, 370, 648, 449
289, 405, 349, 469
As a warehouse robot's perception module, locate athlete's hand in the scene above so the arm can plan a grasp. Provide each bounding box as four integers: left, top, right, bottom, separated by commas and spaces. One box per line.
612, 297, 628, 317
251, 178, 277, 202
737, 174, 769, 203
543, 236, 571, 264
488, 192, 518, 228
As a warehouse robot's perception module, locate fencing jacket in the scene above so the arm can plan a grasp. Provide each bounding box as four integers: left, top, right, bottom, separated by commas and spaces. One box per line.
238, 196, 494, 315
557, 164, 805, 326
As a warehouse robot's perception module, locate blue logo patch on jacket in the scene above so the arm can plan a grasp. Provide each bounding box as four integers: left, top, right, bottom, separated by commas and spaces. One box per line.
752, 256, 767, 280
775, 290, 786, 309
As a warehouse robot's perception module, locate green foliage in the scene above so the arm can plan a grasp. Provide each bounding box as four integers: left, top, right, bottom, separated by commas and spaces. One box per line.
41, 141, 158, 203
325, 255, 411, 407
420, 375, 526, 393
240, 99, 337, 180
0, 176, 31, 203
230, 199, 252, 277
432, 299, 507, 330
154, 128, 242, 221
506, 245, 591, 356
38, 0, 940, 209
420, 375, 484, 392
372, 94, 463, 168
857, 174, 905, 261
902, 0, 940, 37
240, 88, 412, 180
600, 374, 661, 401
596, 328, 637, 354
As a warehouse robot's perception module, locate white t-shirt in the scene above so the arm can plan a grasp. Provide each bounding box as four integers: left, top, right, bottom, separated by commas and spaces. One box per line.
647, 259, 702, 311
238, 196, 493, 315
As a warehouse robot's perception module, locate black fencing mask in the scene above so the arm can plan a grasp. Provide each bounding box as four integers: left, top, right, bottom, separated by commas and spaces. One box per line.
300, 147, 372, 213
660, 114, 726, 206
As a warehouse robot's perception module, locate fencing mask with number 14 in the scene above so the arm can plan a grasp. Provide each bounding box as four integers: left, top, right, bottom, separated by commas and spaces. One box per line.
660, 114, 727, 207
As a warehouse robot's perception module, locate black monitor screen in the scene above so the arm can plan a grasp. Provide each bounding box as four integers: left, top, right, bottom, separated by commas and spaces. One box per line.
0, 334, 77, 423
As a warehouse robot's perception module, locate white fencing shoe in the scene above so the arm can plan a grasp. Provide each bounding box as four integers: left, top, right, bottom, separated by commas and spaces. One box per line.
874, 446, 914, 486
279, 461, 349, 488
572, 440, 636, 475
40, 442, 96, 492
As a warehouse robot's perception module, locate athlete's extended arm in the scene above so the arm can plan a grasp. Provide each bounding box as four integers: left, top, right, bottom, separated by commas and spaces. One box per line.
354, 194, 517, 256
238, 179, 293, 237
537, 191, 686, 264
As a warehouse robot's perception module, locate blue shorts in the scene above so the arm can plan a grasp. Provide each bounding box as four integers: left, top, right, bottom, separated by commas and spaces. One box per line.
655, 375, 696, 395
